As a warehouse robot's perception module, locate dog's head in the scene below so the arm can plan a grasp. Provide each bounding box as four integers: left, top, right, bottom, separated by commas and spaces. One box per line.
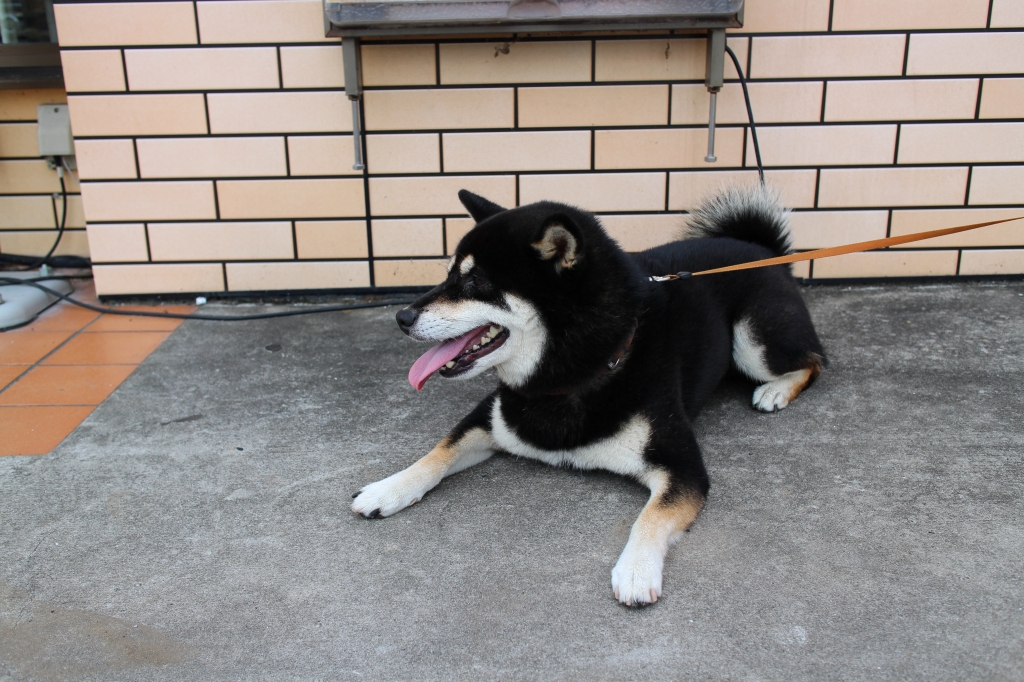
399, 190, 643, 393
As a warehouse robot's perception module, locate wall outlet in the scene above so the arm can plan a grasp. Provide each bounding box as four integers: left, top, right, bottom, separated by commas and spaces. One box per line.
37, 103, 75, 157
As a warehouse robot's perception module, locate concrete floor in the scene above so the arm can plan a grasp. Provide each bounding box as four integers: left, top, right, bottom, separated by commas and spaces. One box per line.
1, 282, 1022, 681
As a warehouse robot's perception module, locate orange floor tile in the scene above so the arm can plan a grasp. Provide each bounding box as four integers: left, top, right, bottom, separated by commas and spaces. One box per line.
0, 365, 29, 390
0, 364, 137, 406
0, 331, 75, 364
43, 331, 173, 365
0, 280, 194, 456
0, 405, 96, 456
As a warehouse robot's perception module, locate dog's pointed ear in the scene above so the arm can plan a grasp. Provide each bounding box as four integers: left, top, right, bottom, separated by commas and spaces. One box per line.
459, 190, 507, 223
532, 215, 583, 273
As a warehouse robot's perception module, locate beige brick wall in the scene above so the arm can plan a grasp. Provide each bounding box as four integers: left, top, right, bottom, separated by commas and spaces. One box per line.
42, 0, 1024, 295
0, 88, 88, 261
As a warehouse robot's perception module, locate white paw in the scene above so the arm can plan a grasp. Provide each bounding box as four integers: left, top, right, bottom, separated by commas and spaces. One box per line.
753, 380, 792, 412
351, 470, 433, 519
611, 546, 664, 607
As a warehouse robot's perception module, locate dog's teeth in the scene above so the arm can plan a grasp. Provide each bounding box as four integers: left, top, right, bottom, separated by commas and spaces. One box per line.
489, 326, 499, 334
445, 361, 455, 368
481, 337, 491, 345
472, 344, 480, 350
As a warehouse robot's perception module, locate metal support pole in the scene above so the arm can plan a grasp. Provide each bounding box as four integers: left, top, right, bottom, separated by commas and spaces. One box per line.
704, 28, 725, 163
342, 36, 365, 171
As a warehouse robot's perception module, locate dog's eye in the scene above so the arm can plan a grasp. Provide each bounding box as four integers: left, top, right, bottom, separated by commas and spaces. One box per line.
465, 274, 488, 289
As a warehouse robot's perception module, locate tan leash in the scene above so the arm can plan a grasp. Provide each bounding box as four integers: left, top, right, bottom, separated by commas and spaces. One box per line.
649, 215, 1024, 281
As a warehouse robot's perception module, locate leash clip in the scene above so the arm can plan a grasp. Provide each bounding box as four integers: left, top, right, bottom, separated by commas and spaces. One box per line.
648, 272, 692, 282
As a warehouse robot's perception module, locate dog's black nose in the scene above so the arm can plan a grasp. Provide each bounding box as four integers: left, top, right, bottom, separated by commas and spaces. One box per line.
396, 308, 420, 334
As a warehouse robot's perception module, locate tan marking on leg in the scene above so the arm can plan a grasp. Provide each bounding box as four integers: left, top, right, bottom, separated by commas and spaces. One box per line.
612, 471, 705, 606
753, 361, 820, 412
351, 427, 494, 518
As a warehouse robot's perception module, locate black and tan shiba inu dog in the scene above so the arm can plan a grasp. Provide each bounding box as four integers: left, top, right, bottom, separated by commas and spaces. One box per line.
352, 185, 825, 606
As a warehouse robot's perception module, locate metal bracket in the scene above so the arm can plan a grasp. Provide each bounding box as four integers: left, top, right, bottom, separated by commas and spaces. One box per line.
704, 28, 726, 163
342, 37, 365, 171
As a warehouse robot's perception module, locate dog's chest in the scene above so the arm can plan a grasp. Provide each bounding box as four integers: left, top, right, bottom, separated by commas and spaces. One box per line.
489, 396, 651, 477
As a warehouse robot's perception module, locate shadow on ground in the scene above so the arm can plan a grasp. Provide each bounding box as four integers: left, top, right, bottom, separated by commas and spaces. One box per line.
1, 282, 1022, 681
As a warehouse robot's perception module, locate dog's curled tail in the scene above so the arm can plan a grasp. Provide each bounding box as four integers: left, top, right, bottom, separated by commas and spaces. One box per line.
685, 184, 792, 257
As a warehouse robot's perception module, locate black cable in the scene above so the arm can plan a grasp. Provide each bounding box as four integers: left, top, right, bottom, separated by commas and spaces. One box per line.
0, 277, 412, 322
724, 45, 764, 186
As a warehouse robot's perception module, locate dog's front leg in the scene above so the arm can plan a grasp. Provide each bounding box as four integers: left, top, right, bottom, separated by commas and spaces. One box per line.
352, 396, 496, 519
611, 427, 708, 606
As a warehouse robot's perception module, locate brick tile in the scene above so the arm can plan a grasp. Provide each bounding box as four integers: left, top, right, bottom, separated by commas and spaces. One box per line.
668, 170, 818, 210
748, 125, 897, 167
87, 305, 195, 332
68, 94, 208, 136
0, 88, 65, 121
787, 211, 889, 249
371, 219, 444, 257
0, 196, 54, 229
373, 259, 448, 287
125, 47, 279, 91
53, 195, 85, 229
443, 131, 590, 172
0, 231, 89, 258
11, 304, 99, 333
53, 2, 197, 47
0, 366, 27, 390
991, 1, 1024, 27
519, 173, 664, 212
92, 264, 225, 295
519, 85, 667, 128
287, 136, 360, 176
196, 0, 335, 44
825, 79, 979, 122
60, 50, 125, 93
80, 181, 216, 222
440, 41, 590, 84
736, 0, 830, 32
216, 178, 365, 219
899, 123, 1024, 164
44, 331, 170, 365
295, 220, 368, 259
968, 166, 1024, 205
831, 0, 988, 30
818, 168, 969, 208
364, 89, 514, 131
751, 35, 906, 78
890, 209, 1024, 247
445, 218, 475, 254
980, 78, 1024, 119
148, 221, 294, 261
907, 33, 1024, 76
75, 139, 137, 180
599, 214, 681, 252
137, 137, 287, 178
595, 37, 747, 81
226, 261, 370, 291
207, 92, 351, 134
672, 82, 822, 125
0, 332, 71, 364
366, 134, 440, 174
0, 160, 78, 193
369, 175, 516, 216
0, 406, 94, 456
812, 251, 959, 279
959, 249, 1024, 275
280, 45, 344, 89
85, 224, 150, 263
595, 128, 743, 170
0, 365, 136, 406
362, 44, 436, 86
0, 123, 37, 157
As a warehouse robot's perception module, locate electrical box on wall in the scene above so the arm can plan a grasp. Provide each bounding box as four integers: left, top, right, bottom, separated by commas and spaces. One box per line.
37, 103, 74, 157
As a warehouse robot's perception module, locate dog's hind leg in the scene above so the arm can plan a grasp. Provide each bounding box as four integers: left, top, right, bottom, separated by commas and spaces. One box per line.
352, 396, 496, 519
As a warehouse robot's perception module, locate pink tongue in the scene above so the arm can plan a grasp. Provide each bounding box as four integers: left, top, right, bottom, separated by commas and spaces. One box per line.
408, 325, 491, 391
